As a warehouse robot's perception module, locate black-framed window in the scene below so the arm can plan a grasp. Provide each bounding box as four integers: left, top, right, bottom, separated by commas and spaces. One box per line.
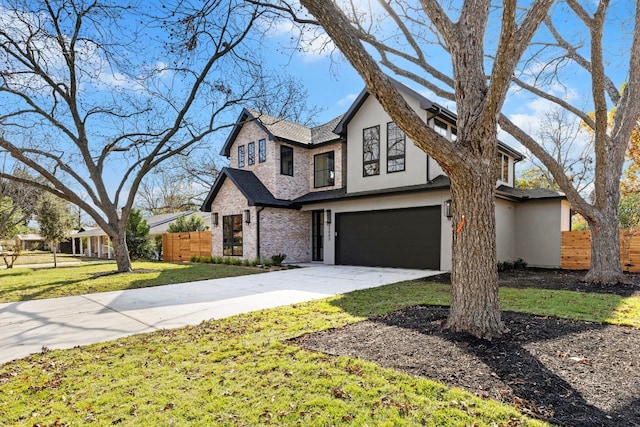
281, 145, 293, 176
238, 145, 245, 168
433, 118, 448, 138
363, 125, 380, 176
248, 142, 255, 165
314, 151, 335, 188
259, 138, 266, 162
497, 153, 509, 183
387, 122, 405, 173
223, 214, 243, 256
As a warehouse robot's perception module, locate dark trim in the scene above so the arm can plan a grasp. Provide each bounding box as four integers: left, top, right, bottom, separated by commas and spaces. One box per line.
256, 206, 265, 260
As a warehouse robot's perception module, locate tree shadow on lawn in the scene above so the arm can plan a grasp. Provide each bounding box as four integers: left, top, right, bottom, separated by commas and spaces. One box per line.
298, 299, 640, 427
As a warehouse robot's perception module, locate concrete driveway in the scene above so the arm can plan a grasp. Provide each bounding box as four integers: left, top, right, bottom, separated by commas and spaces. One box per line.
0, 264, 440, 365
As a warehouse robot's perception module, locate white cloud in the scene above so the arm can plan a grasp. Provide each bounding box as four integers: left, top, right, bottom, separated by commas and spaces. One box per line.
336, 93, 358, 106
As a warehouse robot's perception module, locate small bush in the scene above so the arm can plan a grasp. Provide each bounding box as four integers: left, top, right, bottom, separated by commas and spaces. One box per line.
250, 258, 261, 267
513, 258, 528, 270
271, 253, 287, 267
213, 256, 223, 264
191, 255, 199, 263
231, 257, 242, 266
222, 257, 232, 265
262, 258, 273, 267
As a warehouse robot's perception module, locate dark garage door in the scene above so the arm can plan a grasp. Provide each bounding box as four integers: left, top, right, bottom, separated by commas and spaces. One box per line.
335, 206, 441, 269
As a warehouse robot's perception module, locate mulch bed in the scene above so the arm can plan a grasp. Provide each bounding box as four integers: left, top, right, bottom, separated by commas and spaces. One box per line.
294, 269, 640, 427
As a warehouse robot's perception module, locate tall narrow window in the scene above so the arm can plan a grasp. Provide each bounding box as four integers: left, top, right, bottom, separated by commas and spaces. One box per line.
238, 145, 245, 168
497, 153, 509, 183
248, 142, 255, 165
258, 138, 266, 162
387, 122, 406, 173
281, 145, 293, 176
223, 214, 243, 256
314, 151, 335, 188
363, 125, 380, 176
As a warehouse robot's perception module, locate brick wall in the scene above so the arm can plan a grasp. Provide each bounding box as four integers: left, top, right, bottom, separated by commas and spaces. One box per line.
209, 179, 256, 259
260, 207, 311, 263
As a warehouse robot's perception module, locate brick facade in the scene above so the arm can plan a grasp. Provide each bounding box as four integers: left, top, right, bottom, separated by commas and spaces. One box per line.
259, 208, 311, 262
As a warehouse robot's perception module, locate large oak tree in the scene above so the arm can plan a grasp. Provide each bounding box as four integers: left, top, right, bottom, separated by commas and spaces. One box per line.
273, 0, 553, 338
499, 0, 640, 284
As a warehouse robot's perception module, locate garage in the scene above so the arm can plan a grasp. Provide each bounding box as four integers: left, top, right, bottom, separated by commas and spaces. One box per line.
335, 206, 441, 269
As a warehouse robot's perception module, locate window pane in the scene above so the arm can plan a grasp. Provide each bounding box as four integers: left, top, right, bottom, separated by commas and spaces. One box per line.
238, 145, 245, 168
281, 145, 293, 176
433, 118, 448, 138
223, 214, 243, 256
314, 151, 335, 187
363, 126, 380, 176
387, 122, 405, 173
259, 139, 266, 162
248, 142, 255, 165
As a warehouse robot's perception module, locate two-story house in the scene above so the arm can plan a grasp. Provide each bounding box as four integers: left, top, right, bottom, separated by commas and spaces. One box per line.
201, 80, 570, 270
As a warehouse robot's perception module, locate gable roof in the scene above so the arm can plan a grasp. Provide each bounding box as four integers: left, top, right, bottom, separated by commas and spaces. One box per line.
220, 109, 344, 157
332, 77, 524, 161
201, 167, 295, 211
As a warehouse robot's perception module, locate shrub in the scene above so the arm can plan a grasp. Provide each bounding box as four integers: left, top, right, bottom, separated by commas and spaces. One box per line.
271, 253, 287, 267
213, 256, 223, 264
231, 257, 242, 266
250, 258, 261, 267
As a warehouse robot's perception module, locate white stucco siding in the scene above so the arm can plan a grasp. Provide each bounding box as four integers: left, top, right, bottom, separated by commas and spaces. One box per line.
514, 199, 570, 268
346, 89, 430, 193
301, 190, 453, 270
495, 199, 517, 262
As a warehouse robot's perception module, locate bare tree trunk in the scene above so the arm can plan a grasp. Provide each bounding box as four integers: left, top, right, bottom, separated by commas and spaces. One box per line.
111, 234, 132, 273
584, 215, 629, 284
445, 170, 507, 339
52, 241, 57, 268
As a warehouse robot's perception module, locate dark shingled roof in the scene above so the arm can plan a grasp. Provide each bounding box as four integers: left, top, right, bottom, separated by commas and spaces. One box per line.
201, 168, 294, 212
497, 185, 566, 200
220, 109, 344, 157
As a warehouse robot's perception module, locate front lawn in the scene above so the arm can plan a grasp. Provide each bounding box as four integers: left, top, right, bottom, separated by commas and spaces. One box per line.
0, 261, 261, 303
1, 276, 638, 426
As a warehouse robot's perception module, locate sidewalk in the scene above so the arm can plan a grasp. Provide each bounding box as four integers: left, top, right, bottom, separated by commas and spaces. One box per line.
0, 264, 440, 365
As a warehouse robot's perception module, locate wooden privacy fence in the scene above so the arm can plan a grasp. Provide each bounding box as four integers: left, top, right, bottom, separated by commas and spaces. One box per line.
162, 231, 212, 262
561, 230, 640, 272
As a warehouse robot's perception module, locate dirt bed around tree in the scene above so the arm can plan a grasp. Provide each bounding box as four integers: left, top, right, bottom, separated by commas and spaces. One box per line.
293, 269, 640, 427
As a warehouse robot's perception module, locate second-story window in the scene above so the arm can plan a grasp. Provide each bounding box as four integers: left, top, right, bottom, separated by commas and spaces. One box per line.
363, 125, 380, 176
259, 138, 266, 162
281, 145, 293, 176
497, 153, 509, 183
387, 122, 405, 173
433, 118, 448, 138
314, 151, 335, 188
248, 142, 255, 165
238, 145, 245, 168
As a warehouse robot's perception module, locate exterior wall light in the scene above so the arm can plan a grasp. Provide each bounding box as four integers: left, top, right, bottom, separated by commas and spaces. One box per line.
445, 199, 453, 220
326, 209, 332, 224
244, 209, 251, 224
212, 212, 219, 226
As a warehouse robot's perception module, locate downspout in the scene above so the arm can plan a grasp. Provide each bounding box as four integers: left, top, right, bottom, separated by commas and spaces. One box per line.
256, 206, 266, 260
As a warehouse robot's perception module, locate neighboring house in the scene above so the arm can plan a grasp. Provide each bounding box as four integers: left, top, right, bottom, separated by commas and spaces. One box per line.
70, 211, 211, 258
16, 233, 47, 251
201, 80, 571, 270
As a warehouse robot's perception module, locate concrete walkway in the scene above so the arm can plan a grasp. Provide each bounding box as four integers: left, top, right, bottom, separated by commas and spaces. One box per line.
0, 264, 440, 365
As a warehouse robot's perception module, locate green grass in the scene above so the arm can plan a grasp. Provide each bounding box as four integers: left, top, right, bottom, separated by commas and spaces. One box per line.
1, 273, 638, 425
8, 251, 95, 266
0, 261, 261, 303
